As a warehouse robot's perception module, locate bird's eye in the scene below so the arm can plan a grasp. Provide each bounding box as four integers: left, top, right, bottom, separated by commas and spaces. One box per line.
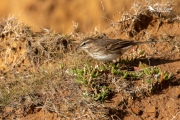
82, 42, 86, 46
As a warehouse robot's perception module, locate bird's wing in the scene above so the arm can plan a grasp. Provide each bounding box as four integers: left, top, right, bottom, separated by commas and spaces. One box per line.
96, 39, 135, 53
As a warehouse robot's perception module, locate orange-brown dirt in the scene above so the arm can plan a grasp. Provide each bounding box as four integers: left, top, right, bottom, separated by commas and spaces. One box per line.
0, 0, 180, 33
0, 1, 180, 120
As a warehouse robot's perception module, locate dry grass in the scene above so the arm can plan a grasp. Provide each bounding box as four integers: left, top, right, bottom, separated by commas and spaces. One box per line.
0, 1, 180, 119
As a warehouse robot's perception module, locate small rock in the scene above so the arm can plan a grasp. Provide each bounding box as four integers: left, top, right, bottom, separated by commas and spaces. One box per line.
131, 107, 143, 115
147, 106, 156, 113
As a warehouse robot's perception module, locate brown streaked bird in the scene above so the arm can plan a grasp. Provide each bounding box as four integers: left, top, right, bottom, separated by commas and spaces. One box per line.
76, 38, 154, 62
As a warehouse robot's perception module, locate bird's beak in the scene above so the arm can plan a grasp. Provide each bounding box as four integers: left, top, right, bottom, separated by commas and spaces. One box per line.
75, 45, 80, 51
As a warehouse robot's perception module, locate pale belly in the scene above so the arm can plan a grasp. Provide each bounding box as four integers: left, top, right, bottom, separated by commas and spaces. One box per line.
89, 53, 120, 61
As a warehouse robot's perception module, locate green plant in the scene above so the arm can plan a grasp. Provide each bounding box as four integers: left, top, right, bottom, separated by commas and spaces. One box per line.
92, 85, 110, 102
72, 63, 112, 102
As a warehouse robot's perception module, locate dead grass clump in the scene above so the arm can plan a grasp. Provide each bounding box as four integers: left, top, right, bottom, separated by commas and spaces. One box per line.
109, 0, 179, 38
26, 31, 72, 66
0, 16, 73, 73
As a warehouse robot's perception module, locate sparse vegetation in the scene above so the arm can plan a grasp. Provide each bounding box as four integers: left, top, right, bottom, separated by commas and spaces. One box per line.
0, 1, 180, 119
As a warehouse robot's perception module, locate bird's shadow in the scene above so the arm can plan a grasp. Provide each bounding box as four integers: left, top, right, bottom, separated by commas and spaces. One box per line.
126, 57, 180, 66
126, 57, 180, 93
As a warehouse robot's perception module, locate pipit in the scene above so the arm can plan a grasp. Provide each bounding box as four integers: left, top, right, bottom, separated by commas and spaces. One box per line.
76, 38, 154, 62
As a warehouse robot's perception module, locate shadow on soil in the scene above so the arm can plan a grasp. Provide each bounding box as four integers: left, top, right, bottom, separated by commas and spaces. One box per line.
131, 57, 180, 93
114, 57, 180, 95
131, 57, 180, 66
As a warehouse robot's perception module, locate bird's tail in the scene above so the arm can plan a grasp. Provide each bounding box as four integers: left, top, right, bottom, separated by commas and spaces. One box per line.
135, 38, 157, 45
